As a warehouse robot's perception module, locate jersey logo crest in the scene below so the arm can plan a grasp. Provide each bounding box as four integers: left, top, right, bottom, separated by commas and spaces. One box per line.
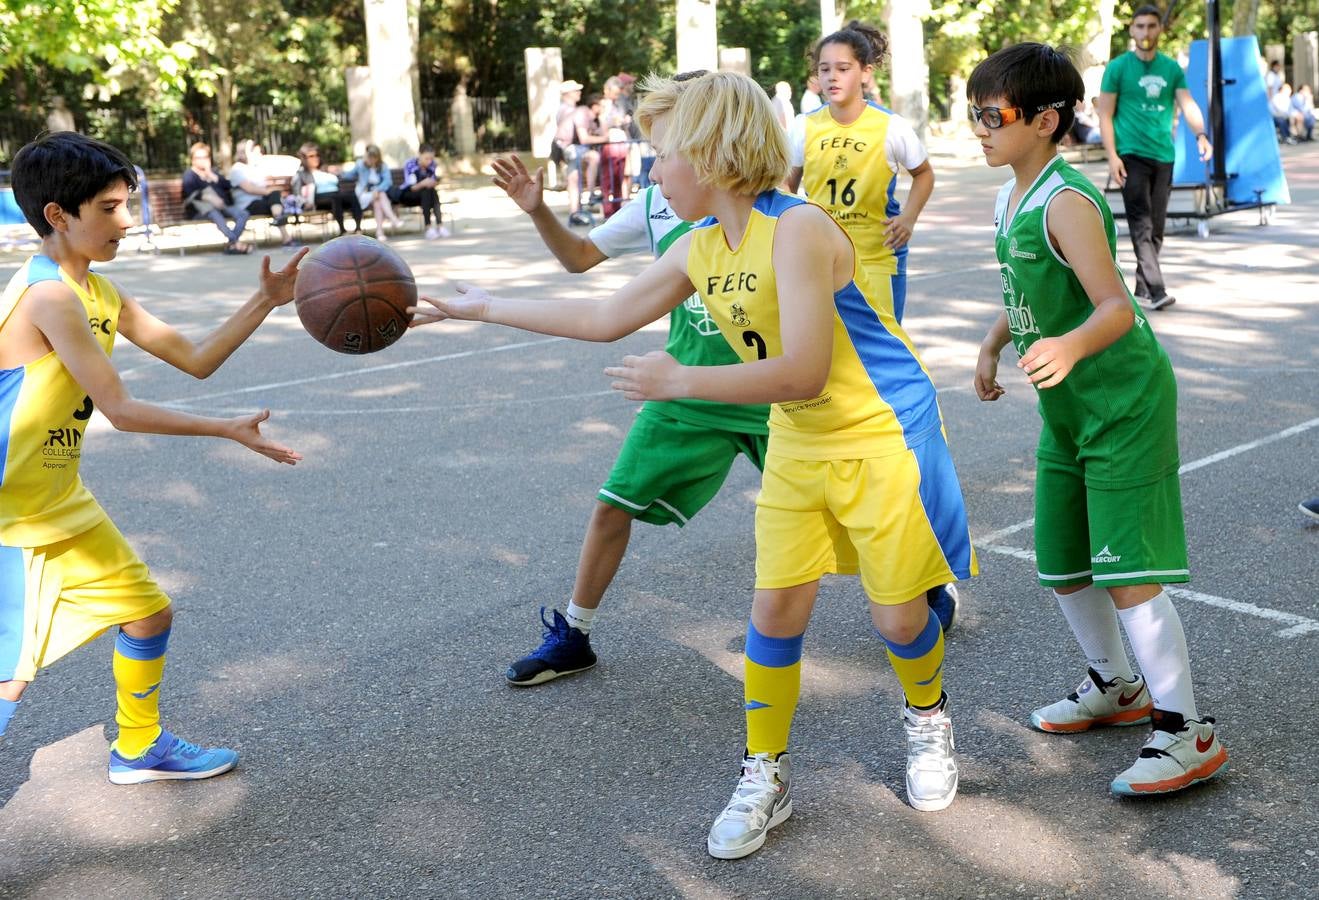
834, 153, 848, 171
729, 303, 751, 327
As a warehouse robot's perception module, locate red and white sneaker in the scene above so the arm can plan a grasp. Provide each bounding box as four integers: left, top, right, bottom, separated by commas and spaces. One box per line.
1030, 667, 1153, 733
1111, 710, 1228, 796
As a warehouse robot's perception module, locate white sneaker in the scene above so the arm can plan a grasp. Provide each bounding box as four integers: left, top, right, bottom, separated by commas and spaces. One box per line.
424, 226, 440, 240
1111, 711, 1228, 796
374, 229, 387, 242
437, 225, 451, 238
1030, 667, 1153, 733
903, 694, 958, 811
707, 752, 792, 859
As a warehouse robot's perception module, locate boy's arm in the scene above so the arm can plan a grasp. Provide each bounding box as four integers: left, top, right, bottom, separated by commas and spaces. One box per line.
25, 284, 300, 463
116, 249, 308, 379
491, 154, 607, 272
604, 206, 834, 405
1019, 190, 1135, 390
409, 237, 696, 342
1174, 88, 1214, 161
975, 311, 1011, 401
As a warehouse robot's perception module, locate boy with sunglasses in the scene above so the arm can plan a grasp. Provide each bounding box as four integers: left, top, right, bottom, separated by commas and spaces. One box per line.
968, 43, 1227, 797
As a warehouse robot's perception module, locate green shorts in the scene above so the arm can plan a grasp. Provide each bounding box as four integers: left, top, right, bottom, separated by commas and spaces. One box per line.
598, 405, 768, 527
1034, 455, 1189, 589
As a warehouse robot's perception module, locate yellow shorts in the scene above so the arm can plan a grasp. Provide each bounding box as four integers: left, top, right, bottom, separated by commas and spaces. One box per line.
754, 438, 977, 604
0, 518, 171, 682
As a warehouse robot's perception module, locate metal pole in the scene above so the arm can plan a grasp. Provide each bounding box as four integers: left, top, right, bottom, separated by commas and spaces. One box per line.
1206, 0, 1227, 186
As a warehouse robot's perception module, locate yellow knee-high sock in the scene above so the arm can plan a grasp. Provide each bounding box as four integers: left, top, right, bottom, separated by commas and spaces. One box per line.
112, 628, 169, 758
881, 609, 945, 709
744, 623, 804, 756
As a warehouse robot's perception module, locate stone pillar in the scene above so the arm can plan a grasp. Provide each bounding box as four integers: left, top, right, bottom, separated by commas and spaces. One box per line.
346, 66, 374, 158
451, 81, 477, 157
947, 73, 968, 131
677, 0, 718, 74
886, 0, 930, 140
1295, 32, 1319, 92
525, 47, 563, 160
364, 0, 420, 165
718, 47, 750, 76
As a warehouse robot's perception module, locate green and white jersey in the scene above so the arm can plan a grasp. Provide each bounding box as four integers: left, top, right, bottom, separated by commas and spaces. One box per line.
588, 186, 769, 435
994, 155, 1180, 488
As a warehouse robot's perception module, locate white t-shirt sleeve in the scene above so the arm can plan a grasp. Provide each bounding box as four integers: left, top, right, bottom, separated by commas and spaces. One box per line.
587, 186, 653, 258
786, 114, 807, 167
884, 114, 929, 173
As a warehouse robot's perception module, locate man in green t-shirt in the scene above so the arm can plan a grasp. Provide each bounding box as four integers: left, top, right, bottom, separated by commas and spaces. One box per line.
1098, 4, 1212, 311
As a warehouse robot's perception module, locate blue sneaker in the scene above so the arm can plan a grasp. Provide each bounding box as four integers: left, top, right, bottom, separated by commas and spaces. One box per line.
505, 607, 597, 686
926, 583, 959, 634
108, 729, 238, 785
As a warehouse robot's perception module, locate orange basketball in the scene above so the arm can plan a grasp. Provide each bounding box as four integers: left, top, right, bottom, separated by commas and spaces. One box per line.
293, 235, 416, 354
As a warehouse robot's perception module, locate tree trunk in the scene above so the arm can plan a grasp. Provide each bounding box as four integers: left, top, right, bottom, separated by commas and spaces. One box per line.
1232, 0, 1260, 38
1078, 0, 1117, 100
216, 71, 233, 169
407, 0, 423, 143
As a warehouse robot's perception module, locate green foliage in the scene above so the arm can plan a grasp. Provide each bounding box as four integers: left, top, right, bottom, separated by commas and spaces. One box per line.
718, 0, 821, 91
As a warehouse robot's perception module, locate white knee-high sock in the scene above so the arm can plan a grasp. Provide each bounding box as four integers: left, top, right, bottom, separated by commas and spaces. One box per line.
1055, 585, 1134, 681
1117, 592, 1198, 719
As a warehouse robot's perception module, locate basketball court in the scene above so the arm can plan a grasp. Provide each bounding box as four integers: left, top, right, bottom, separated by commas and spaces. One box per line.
0, 144, 1315, 898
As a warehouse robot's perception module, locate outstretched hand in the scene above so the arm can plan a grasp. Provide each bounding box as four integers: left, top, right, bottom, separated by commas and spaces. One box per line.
604, 350, 685, 401
491, 155, 544, 214
257, 247, 310, 307
407, 282, 493, 327
230, 409, 301, 464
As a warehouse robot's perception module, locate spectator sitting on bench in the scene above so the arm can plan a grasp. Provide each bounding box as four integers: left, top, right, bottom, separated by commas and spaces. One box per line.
389, 143, 449, 240
182, 142, 251, 254
1070, 97, 1103, 145
291, 142, 363, 236
352, 144, 403, 242
229, 139, 295, 247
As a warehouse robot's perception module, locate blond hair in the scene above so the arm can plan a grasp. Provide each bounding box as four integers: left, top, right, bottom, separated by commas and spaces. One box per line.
637, 71, 788, 195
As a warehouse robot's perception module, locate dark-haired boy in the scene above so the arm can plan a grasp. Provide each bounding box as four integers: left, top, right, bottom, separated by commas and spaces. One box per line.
389, 144, 448, 239
968, 43, 1227, 796
0, 132, 305, 783
1098, 4, 1212, 310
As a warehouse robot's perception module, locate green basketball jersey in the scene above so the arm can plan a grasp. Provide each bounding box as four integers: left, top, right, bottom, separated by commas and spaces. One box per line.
643, 188, 770, 435
994, 155, 1180, 488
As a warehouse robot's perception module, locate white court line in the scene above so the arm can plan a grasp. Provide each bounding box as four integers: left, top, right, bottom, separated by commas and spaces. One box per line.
975, 414, 1319, 638
168, 389, 619, 416
979, 542, 1319, 638
156, 336, 566, 405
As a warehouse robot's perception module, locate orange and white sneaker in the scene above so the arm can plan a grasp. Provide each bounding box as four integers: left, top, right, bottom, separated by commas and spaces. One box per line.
1030, 667, 1153, 733
1111, 710, 1229, 796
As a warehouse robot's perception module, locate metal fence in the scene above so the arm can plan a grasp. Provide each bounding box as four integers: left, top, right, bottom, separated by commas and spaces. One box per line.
0, 96, 523, 172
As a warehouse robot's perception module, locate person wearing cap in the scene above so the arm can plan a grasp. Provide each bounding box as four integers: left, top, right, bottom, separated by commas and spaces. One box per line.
554, 80, 603, 225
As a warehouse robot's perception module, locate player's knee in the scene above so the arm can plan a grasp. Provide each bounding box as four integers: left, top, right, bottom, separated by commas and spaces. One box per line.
0, 680, 29, 702
592, 500, 635, 534
122, 603, 174, 637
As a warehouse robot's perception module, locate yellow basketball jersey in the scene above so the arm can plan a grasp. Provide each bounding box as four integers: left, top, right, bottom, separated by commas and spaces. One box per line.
0, 256, 115, 546
800, 103, 902, 275
686, 191, 943, 461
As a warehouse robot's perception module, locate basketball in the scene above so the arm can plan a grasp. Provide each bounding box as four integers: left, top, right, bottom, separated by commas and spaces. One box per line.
293, 235, 417, 354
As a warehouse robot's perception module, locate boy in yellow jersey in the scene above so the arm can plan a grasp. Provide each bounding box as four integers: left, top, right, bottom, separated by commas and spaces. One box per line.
784, 20, 960, 630
969, 44, 1226, 796
0, 132, 304, 785
410, 72, 976, 858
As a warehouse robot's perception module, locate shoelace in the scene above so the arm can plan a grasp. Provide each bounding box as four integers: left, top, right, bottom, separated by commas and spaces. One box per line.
717, 756, 781, 829
530, 607, 574, 661
170, 736, 206, 759
906, 715, 954, 773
